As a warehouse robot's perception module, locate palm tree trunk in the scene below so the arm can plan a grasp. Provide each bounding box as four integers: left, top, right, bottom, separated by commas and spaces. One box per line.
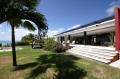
11, 25, 17, 66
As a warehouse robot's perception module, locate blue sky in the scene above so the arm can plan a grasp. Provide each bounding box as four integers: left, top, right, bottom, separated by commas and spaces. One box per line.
0, 0, 120, 41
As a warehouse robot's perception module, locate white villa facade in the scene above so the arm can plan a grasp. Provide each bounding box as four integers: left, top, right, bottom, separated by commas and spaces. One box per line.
54, 8, 120, 64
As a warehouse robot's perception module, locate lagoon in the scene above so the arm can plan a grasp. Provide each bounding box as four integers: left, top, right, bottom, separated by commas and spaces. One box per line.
0, 41, 11, 46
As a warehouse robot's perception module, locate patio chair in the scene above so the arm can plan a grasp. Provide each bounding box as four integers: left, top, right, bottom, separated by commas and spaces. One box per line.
66, 40, 74, 49
72, 41, 75, 44
31, 41, 35, 49
62, 41, 66, 46
67, 40, 70, 43
66, 40, 70, 47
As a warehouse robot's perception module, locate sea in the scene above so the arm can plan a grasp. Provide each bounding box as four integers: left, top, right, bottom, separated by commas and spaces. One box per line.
0, 41, 12, 46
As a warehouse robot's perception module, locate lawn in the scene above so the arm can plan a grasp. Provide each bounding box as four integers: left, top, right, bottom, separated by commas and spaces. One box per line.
0, 46, 120, 79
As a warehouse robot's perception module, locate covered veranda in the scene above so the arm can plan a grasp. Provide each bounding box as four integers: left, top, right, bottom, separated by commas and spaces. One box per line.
56, 17, 115, 47
55, 8, 120, 52
54, 8, 120, 64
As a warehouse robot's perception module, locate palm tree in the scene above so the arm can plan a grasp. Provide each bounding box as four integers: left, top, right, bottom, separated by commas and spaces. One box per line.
0, 0, 48, 67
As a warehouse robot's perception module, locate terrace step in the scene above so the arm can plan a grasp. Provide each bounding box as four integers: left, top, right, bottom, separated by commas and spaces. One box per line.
68, 50, 113, 60
67, 45, 118, 64
73, 46, 116, 53
69, 49, 116, 57
70, 48, 117, 56
71, 52, 109, 63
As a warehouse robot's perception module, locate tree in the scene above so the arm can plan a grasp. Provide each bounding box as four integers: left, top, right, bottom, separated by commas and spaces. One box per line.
38, 29, 47, 40
0, 0, 48, 67
21, 34, 34, 43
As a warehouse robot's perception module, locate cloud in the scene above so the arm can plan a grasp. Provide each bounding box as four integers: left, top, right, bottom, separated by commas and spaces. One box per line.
12, 28, 38, 41
0, 26, 64, 40
110, 0, 120, 6
67, 25, 80, 30
106, 0, 120, 16
0, 32, 5, 34
0, 24, 2, 28
15, 27, 64, 40
47, 28, 64, 37
0, 24, 5, 35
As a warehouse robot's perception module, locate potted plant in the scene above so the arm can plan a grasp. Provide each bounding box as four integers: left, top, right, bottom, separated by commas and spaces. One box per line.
108, 32, 114, 47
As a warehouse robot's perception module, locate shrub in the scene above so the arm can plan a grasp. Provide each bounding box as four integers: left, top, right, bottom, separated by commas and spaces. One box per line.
44, 38, 60, 51
44, 38, 67, 52
54, 45, 63, 52
16, 41, 29, 46
62, 46, 67, 52
35, 39, 45, 43
21, 34, 33, 43
54, 45, 67, 53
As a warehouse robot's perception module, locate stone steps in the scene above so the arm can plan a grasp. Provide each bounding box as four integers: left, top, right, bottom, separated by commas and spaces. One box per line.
70, 47, 117, 56
67, 45, 118, 64
68, 50, 113, 60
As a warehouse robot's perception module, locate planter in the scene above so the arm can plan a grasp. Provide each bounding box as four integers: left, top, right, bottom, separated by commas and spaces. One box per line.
119, 52, 120, 59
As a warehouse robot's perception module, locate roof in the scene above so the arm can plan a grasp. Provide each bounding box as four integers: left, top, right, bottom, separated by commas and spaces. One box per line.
55, 16, 114, 36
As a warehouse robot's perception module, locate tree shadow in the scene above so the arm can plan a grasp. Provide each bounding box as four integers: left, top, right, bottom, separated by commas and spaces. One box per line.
15, 62, 38, 70
15, 54, 87, 79
30, 54, 87, 79
26, 64, 51, 79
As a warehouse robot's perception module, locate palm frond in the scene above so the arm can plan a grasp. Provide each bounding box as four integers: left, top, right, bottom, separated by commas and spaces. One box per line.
14, 18, 23, 27
0, 0, 48, 32
15, 0, 41, 10
0, 0, 11, 9
18, 10, 48, 31
0, 10, 6, 23
8, 18, 22, 28
23, 21, 36, 31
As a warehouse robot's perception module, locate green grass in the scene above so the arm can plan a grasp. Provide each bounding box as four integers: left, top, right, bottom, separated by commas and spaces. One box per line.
0, 46, 120, 79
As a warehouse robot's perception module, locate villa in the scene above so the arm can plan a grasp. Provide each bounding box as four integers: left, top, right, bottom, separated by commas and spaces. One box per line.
54, 8, 120, 64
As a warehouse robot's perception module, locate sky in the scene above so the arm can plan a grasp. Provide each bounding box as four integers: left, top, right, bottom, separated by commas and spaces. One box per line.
0, 0, 120, 41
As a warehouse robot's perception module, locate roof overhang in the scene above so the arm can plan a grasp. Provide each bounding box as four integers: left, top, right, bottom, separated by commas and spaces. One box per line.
55, 19, 115, 37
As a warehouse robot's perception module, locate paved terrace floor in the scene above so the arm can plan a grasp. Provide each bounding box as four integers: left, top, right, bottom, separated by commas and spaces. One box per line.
110, 60, 120, 69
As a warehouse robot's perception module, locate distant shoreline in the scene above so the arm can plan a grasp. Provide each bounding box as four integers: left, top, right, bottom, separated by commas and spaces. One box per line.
0, 41, 20, 46
0, 41, 11, 46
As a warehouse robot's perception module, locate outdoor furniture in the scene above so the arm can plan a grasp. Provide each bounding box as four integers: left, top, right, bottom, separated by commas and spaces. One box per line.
30, 42, 44, 49
72, 41, 75, 44
62, 41, 66, 46
67, 40, 70, 43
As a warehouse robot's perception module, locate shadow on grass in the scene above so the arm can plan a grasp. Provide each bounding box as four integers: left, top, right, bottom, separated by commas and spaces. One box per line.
16, 54, 87, 79
16, 62, 38, 70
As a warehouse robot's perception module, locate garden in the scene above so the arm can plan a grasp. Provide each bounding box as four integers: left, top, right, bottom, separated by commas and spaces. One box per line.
0, 0, 120, 79
0, 39, 120, 79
